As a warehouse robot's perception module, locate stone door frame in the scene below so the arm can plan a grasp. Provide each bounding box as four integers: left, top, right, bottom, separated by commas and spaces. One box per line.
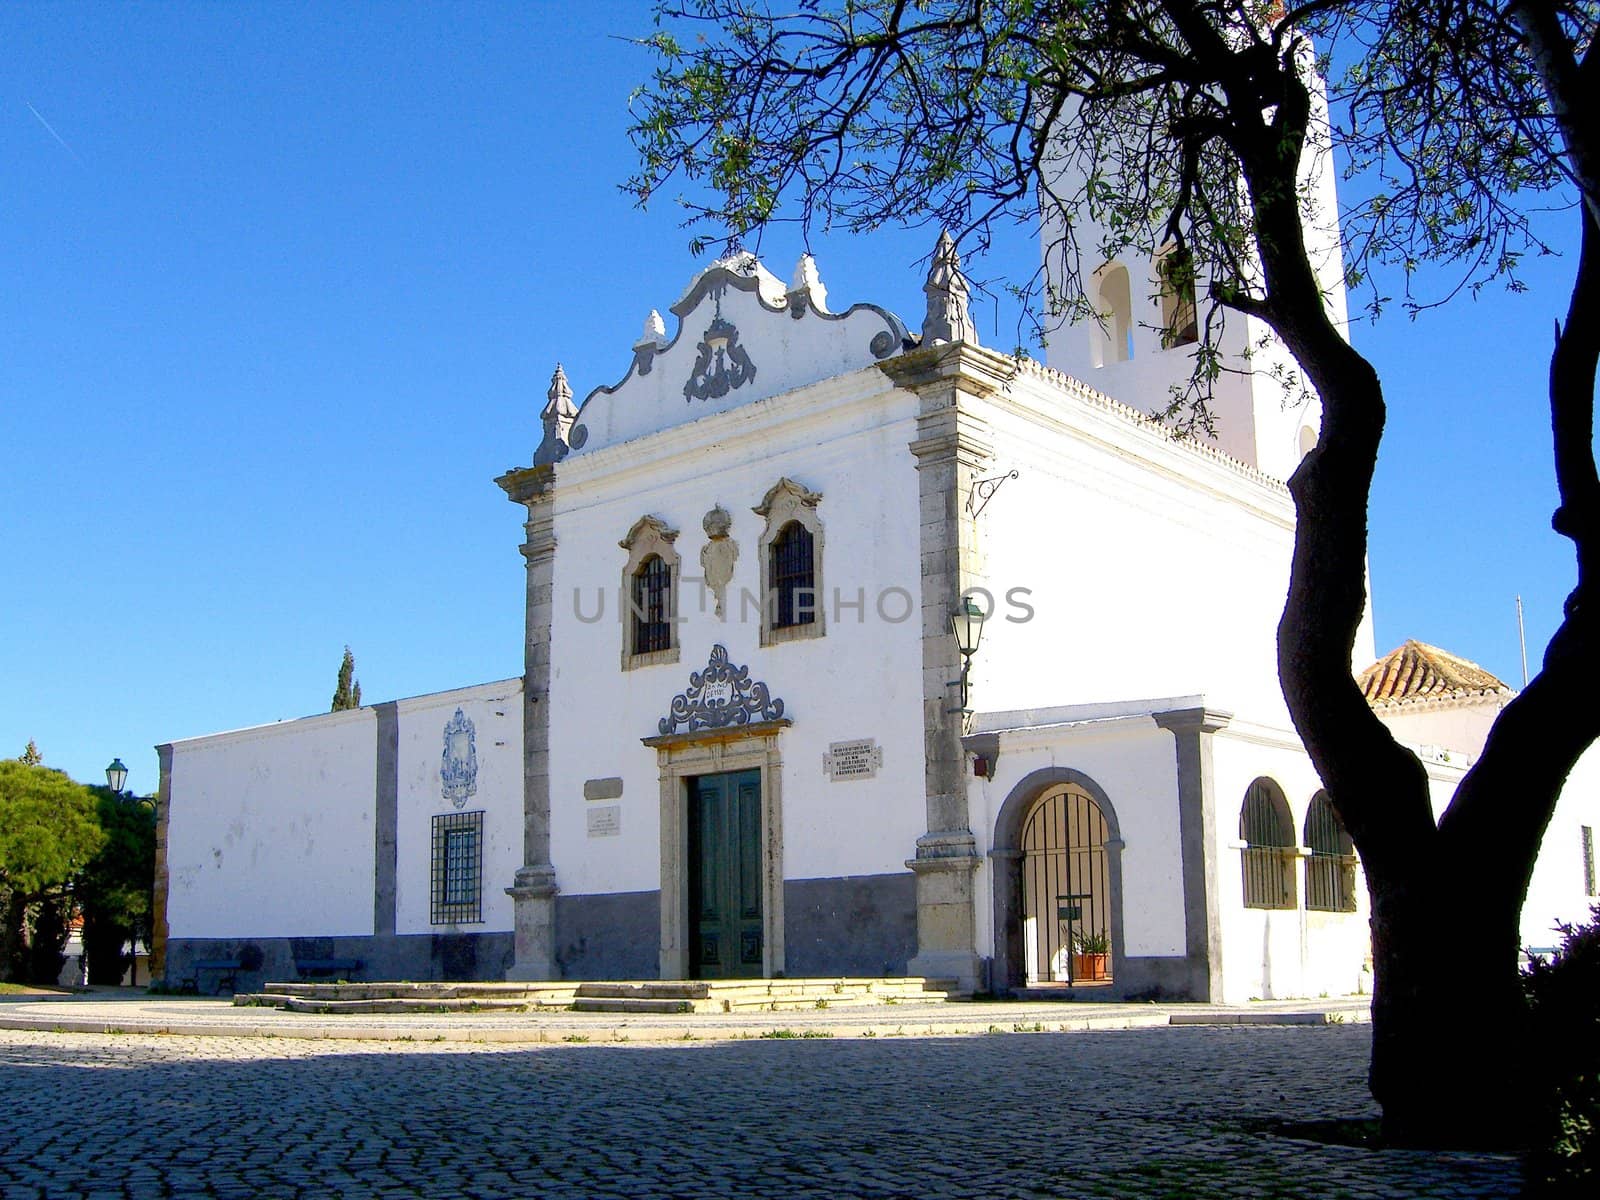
642, 719, 790, 980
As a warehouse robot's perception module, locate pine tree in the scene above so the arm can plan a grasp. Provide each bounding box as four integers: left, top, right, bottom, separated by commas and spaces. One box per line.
331, 647, 361, 711
18, 740, 41, 766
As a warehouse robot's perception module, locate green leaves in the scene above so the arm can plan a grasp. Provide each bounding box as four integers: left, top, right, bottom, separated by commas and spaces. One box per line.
0, 760, 104, 897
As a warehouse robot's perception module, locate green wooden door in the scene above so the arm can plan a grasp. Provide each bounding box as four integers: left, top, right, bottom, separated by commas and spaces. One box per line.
688, 770, 763, 978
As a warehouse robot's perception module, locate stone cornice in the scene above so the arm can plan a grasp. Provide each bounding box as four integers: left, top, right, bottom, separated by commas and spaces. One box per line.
641, 718, 793, 751
877, 340, 1018, 397
495, 463, 556, 506
1153, 706, 1235, 737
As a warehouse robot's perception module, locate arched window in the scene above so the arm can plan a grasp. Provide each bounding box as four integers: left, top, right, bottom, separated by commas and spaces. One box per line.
619, 514, 680, 669
1304, 792, 1357, 912
632, 555, 673, 655
1157, 248, 1199, 348
755, 477, 825, 645
1240, 778, 1296, 909
769, 521, 816, 630
1298, 425, 1319, 459
1090, 263, 1134, 367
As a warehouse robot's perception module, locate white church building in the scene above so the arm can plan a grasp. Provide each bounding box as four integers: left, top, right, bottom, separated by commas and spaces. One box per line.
153, 230, 1600, 1002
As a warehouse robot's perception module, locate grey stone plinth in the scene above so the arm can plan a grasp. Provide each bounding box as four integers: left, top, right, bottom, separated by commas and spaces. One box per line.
906, 832, 982, 993
505, 863, 558, 981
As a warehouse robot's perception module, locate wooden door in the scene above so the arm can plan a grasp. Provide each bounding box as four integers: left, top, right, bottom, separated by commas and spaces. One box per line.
688, 770, 763, 978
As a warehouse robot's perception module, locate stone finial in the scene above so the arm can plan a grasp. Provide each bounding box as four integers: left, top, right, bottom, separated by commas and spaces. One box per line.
633, 309, 670, 377
787, 253, 829, 317
638, 309, 668, 347
534, 363, 579, 466
921, 230, 978, 346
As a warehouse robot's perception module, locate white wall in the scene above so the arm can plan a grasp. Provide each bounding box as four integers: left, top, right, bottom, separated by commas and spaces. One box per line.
393, 680, 523, 935
166, 709, 378, 939
1211, 726, 1371, 1004
1525, 744, 1600, 950
969, 715, 1187, 962
546, 368, 928, 896
973, 368, 1313, 725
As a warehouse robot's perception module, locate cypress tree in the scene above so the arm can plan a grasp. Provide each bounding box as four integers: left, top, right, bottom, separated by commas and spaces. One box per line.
331, 647, 361, 711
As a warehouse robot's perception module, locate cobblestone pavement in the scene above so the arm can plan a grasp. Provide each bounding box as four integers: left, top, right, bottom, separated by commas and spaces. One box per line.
0, 1025, 1519, 1199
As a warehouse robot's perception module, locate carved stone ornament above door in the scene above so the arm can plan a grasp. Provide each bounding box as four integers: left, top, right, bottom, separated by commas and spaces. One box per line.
658, 644, 786, 736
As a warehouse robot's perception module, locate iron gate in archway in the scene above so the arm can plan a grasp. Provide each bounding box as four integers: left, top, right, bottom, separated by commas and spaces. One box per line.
1020, 784, 1112, 985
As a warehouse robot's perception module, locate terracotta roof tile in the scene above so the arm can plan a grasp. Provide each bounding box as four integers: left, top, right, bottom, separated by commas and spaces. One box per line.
1358, 640, 1512, 707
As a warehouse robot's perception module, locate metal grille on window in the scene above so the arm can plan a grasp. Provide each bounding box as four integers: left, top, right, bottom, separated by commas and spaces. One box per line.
769, 521, 815, 630
1304, 791, 1357, 912
1584, 825, 1596, 897
632, 554, 673, 655
431, 810, 484, 925
1241, 778, 1296, 909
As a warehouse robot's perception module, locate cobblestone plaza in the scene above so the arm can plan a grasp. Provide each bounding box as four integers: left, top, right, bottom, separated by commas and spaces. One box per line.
0, 1023, 1519, 1199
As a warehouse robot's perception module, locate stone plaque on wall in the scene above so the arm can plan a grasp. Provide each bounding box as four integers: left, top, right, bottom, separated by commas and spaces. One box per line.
586, 805, 622, 837
824, 739, 882, 781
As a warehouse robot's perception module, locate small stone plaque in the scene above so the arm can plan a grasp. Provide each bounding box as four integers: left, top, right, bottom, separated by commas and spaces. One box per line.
586, 805, 622, 838
824, 738, 882, 781
583, 777, 624, 801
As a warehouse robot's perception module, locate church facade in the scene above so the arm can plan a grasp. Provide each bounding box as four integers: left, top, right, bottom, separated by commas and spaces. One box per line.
155, 241, 1599, 1002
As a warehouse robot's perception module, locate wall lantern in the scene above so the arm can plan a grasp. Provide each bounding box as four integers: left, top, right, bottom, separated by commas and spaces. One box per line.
105, 757, 129, 795
949, 595, 987, 712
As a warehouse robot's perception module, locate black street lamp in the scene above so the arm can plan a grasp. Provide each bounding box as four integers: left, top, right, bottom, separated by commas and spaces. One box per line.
949, 595, 987, 712
103, 758, 155, 986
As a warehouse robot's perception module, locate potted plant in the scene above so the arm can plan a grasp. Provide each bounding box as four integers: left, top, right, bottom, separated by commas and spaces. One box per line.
1070, 929, 1111, 982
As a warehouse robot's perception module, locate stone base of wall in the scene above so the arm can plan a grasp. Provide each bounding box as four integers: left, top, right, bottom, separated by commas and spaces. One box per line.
163, 932, 515, 991
554, 891, 661, 980
783, 873, 917, 978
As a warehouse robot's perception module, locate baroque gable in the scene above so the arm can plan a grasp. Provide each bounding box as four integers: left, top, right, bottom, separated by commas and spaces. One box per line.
564, 253, 910, 456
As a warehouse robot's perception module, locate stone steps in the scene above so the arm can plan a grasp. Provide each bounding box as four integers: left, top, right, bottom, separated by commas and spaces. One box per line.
235, 977, 954, 1015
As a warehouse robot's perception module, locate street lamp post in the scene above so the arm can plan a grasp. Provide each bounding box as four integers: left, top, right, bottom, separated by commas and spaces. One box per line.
103, 758, 150, 987
948, 595, 987, 713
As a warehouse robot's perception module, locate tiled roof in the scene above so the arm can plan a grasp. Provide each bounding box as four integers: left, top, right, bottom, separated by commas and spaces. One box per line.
1358, 640, 1512, 707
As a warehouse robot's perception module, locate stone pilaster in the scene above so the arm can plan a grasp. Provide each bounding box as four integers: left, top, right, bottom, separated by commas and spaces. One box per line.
881, 340, 1014, 993
496, 462, 560, 980
152, 742, 173, 984
1152, 706, 1233, 1001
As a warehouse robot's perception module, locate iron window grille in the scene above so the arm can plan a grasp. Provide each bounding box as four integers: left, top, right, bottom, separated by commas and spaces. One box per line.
431, 810, 484, 925
769, 521, 816, 630
1304, 792, 1358, 912
1240, 779, 1297, 910
632, 555, 673, 655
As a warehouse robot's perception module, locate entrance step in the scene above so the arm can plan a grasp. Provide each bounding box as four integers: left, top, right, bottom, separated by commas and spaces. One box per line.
234, 977, 954, 1015
237, 981, 579, 1013
569, 977, 955, 1014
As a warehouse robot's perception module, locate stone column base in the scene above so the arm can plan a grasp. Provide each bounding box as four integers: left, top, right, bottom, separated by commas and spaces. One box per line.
906, 832, 983, 994
504, 863, 558, 981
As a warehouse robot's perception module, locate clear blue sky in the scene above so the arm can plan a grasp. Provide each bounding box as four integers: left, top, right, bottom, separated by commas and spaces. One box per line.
1, 3, 1582, 794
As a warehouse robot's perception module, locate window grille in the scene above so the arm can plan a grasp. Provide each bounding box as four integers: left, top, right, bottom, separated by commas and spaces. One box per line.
769, 521, 816, 630
1304, 792, 1358, 912
1584, 825, 1596, 897
431, 810, 484, 925
1240, 778, 1296, 909
631, 555, 673, 655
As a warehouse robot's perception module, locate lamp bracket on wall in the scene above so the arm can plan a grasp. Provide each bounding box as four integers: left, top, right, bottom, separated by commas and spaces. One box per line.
967, 469, 1019, 518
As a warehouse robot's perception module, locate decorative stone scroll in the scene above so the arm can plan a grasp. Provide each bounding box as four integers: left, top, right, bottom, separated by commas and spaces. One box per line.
684, 313, 757, 401
658, 644, 785, 736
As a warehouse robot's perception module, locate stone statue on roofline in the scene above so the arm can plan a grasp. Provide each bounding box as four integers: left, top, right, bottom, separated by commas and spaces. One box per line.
921, 230, 978, 347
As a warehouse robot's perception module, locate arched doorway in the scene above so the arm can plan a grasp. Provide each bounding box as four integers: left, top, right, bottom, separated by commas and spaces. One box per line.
1019, 784, 1114, 986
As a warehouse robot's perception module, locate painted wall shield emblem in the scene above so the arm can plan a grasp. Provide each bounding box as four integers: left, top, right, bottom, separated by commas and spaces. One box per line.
659, 644, 785, 735
684, 314, 757, 401
440, 708, 478, 809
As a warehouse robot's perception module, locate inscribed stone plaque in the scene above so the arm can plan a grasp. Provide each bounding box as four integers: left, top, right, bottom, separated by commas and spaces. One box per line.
824, 739, 882, 781
586, 805, 622, 838
583, 777, 624, 801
